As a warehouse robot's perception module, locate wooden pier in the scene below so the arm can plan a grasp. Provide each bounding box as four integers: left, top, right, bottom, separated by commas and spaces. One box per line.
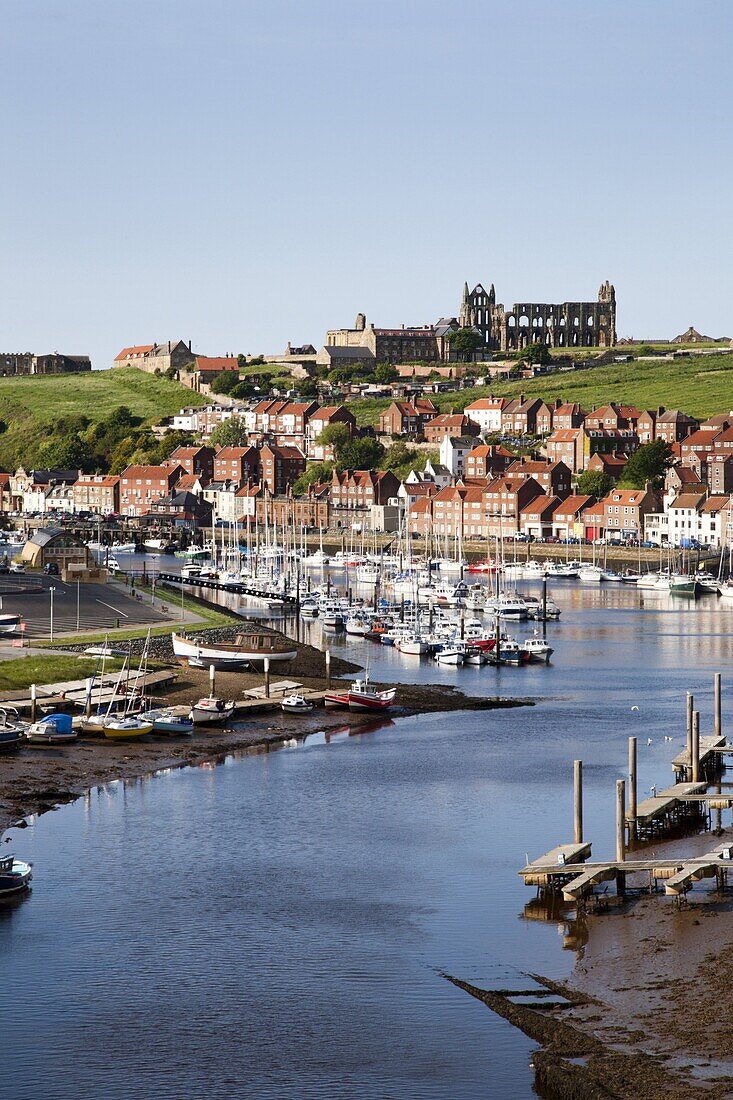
519, 672, 733, 905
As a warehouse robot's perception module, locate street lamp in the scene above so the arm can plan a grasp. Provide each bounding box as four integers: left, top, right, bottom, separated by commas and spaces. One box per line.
49, 586, 56, 643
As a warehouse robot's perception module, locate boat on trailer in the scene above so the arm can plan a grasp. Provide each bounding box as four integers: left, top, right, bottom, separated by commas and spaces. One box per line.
172, 631, 298, 670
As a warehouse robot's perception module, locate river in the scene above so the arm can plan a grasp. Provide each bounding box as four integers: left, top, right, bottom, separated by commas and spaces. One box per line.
1, 579, 732, 1099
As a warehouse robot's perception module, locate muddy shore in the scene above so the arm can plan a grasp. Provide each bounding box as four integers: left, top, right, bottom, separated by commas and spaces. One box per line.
452, 826, 733, 1098
0, 656, 531, 832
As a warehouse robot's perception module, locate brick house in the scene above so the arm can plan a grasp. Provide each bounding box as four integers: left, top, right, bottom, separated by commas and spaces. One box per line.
602, 487, 658, 540
482, 476, 544, 536
505, 458, 572, 498
551, 402, 585, 430
119, 464, 185, 517
501, 397, 545, 436
114, 340, 194, 374
707, 454, 733, 494
213, 446, 261, 484
168, 446, 215, 485
655, 409, 699, 443
679, 428, 721, 466
464, 444, 514, 480
260, 444, 306, 495
73, 474, 120, 515
330, 469, 400, 511
305, 405, 357, 459
587, 452, 629, 481
424, 413, 480, 443
378, 398, 436, 437
551, 495, 594, 540
520, 495, 561, 539
545, 428, 584, 473
185, 356, 239, 393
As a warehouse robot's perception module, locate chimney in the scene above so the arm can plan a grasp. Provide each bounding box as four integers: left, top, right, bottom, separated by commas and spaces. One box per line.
188, 339, 192, 351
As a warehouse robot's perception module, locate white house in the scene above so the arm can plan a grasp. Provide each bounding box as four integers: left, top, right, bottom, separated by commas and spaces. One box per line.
439, 436, 474, 477
463, 397, 506, 435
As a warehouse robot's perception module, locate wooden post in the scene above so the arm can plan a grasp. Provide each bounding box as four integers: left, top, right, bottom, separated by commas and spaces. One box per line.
460, 610, 465, 639
686, 692, 694, 773
616, 778, 626, 864
325, 648, 331, 689
264, 656, 270, 698
495, 615, 501, 664
31, 683, 37, 723
628, 736, 637, 841
715, 672, 722, 739
573, 759, 583, 844
692, 710, 700, 783
209, 663, 216, 698
542, 576, 548, 638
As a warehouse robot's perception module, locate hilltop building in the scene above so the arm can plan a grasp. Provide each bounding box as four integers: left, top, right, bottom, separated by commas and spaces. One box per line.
459, 280, 617, 351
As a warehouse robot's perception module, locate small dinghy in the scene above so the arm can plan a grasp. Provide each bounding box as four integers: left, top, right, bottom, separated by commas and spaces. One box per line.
280, 694, 315, 714
0, 854, 32, 898
0, 708, 26, 750
189, 696, 236, 725
25, 713, 78, 746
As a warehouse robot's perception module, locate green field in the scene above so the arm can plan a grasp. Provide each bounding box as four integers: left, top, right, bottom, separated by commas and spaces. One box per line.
348, 352, 733, 427
0, 368, 207, 468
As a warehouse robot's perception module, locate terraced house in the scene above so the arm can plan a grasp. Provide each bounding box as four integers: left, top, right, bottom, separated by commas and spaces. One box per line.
119, 464, 185, 517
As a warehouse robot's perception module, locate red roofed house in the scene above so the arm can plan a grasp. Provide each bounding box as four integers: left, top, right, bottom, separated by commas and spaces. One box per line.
213, 446, 261, 484
679, 428, 721, 467
187, 356, 239, 393
587, 452, 629, 480
378, 399, 437, 437
424, 413, 480, 443
306, 405, 357, 460
73, 474, 120, 515
168, 446, 215, 486
505, 458, 572, 498
463, 397, 506, 435
330, 470, 400, 513
482, 476, 544, 537
119, 464, 185, 517
464, 444, 514, 480
551, 495, 594, 540
602, 487, 659, 541
520, 495, 561, 539
582, 500, 606, 542
551, 402, 585, 430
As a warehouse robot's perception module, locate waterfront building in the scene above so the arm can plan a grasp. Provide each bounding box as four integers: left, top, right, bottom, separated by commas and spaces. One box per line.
119, 464, 185, 517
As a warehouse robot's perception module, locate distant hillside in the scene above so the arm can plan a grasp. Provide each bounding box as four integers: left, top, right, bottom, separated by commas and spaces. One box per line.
348, 353, 733, 427
0, 368, 207, 470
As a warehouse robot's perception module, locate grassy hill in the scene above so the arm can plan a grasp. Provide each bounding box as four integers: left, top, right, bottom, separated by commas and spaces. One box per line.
0, 368, 207, 469
349, 353, 733, 427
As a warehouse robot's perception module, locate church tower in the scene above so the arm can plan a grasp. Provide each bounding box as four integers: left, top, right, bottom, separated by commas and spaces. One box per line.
459, 282, 470, 328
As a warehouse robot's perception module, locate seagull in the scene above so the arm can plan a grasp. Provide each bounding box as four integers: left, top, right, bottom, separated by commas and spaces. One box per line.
650, 785, 657, 796
647, 738, 653, 746
631, 706, 640, 712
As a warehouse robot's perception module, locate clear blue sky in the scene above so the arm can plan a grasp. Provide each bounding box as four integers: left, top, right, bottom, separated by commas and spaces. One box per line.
2, 0, 731, 367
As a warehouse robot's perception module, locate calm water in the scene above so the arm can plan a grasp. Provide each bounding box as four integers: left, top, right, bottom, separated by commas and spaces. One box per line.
2, 581, 732, 1099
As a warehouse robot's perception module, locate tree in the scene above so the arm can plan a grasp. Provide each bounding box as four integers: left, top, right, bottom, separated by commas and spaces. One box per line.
576, 469, 613, 498
210, 370, 241, 395
209, 417, 250, 448
336, 436, 385, 471
619, 440, 673, 490
295, 376, 318, 396
292, 462, 334, 495
318, 423, 351, 454
374, 363, 399, 384
519, 342, 552, 366
37, 434, 88, 470
447, 328, 483, 361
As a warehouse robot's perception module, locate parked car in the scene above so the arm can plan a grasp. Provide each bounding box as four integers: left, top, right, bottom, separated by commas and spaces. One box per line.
43, 562, 59, 575
9, 562, 25, 574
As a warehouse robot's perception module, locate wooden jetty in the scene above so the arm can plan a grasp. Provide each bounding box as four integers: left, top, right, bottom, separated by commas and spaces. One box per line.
519, 672, 733, 905
1, 669, 176, 714
157, 571, 298, 606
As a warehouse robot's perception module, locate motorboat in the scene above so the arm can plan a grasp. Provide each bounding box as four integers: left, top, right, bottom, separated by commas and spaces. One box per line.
434, 643, 465, 665
347, 676, 397, 712
113, 542, 137, 554
695, 571, 720, 593
526, 599, 561, 621
491, 594, 529, 620
140, 707, 194, 735
189, 696, 236, 725
395, 632, 429, 655
0, 854, 32, 898
104, 556, 121, 572
345, 615, 371, 636
495, 636, 531, 665
356, 563, 381, 584
620, 570, 641, 584
0, 708, 26, 750
636, 572, 659, 589
523, 637, 554, 663
578, 565, 604, 583
299, 597, 320, 617
464, 646, 488, 665
103, 716, 154, 740
172, 631, 298, 669
144, 538, 177, 553
544, 562, 579, 579
25, 713, 78, 746
280, 694, 314, 714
